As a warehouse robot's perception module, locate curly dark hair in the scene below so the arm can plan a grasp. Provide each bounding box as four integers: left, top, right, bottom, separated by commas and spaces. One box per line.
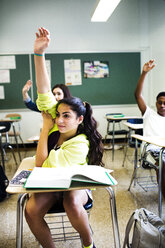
56, 97, 104, 166
156, 92, 165, 101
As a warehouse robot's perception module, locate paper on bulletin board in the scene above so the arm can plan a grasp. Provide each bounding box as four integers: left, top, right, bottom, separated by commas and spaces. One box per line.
0, 55, 16, 69
64, 59, 82, 86
0, 70, 10, 83
0, 86, 5, 99
45, 60, 51, 80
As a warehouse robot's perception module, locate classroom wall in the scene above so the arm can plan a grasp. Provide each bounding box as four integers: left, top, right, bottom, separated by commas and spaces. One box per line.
1, 0, 165, 142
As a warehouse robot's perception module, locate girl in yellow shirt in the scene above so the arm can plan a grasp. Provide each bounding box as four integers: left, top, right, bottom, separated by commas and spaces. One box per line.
25, 27, 103, 248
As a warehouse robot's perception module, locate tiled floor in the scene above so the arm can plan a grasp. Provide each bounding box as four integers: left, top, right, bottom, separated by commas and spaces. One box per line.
0, 145, 165, 248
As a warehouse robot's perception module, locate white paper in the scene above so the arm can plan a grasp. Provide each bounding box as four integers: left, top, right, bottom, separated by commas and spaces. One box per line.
0, 55, 16, 69
0, 70, 10, 83
0, 86, 5, 99
64, 59, 82, 86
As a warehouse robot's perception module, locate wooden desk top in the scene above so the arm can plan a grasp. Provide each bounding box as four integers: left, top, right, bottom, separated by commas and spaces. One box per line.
123, 122, 143, 130
106, 115, 142, 121
27, 135, 39, 142
0, 117, 20, 123
131, 134, 165, 148
6, 157, 115, 194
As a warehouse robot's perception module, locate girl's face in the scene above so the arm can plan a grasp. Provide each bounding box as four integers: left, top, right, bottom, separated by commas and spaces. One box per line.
56, 103, 83, 137
52, 87, 64, 101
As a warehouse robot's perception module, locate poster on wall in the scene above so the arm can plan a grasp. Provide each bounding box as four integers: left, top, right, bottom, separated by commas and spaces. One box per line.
0, 70, 10, 83
84, 61, 109, 78
0, 86, 5, 99
64, 59, 82, 86
0, 55, 16, 69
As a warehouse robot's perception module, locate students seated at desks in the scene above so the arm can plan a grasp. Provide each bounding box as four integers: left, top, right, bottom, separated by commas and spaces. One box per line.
24, 27, 104, 248
22, 79, 72, 112
135, 59, 165, 198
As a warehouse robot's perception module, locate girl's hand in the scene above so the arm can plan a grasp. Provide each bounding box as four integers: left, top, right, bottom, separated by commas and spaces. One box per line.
42, 111, 55, 131
34, 27, 50, 55
22, 80, 32, 94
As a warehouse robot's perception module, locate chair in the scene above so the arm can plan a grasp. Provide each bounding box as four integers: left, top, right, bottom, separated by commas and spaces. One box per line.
104, 113, 129, 160
122, 118, 143, 167
16, 193, 93, 248
0, 122, 18, 172
5, 113, 26, 161
128, 136, 158, 192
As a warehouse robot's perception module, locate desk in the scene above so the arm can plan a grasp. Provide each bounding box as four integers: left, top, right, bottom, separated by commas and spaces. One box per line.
123, 122, 143, 131
27, 135, 39, 143
122, 122, 143, 167
7, 158, 121, 248
105, 115, 141, 161
0, 118, 21, 161
129, 134, 165, 218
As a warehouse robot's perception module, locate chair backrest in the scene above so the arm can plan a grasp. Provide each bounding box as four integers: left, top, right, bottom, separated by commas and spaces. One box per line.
127, 118, 143, 135
0, 122, 11, 133
127, 118, 143, 147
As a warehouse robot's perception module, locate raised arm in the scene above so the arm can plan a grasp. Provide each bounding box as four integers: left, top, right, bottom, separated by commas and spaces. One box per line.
36, 112, 55, 166
22, 80, 32, 101
134, 59, 155, 115
34, 27, 51, 93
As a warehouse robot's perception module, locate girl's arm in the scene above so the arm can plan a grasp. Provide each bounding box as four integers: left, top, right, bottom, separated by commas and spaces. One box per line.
35, 112, 55, 167
34, 27, 51, 94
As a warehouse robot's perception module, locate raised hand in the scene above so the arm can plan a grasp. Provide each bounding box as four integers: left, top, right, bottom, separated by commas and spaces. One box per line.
22, 80, 32, 93
143, 59, 156, 73
34, 27, 50, 55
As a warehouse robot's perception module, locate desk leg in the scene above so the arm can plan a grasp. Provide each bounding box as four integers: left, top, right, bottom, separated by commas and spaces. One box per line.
128, 138, 138, 191
0, 134, 5, 172
106, 187, 121, 248
112, 121, 115, 161
12, 123, 21, 162
158, 148, 165, 218
16, 193, 28, 248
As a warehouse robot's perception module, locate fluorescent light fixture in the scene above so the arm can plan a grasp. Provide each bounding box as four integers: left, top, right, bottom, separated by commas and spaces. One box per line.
91, 0, 121, 22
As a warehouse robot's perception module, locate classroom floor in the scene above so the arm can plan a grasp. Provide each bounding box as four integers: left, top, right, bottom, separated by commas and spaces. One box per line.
0, 145, 165, 248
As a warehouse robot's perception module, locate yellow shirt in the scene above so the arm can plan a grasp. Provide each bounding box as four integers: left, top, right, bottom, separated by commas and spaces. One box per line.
42, 134, 89, 168
36, 91, 58, 134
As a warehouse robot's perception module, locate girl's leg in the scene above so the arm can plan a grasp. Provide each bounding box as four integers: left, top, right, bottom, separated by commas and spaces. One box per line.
63, 190, 93, 247
25, 192, 62, 248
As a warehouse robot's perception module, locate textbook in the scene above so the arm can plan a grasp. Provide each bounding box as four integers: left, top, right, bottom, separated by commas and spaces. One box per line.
23, 166, 117, 189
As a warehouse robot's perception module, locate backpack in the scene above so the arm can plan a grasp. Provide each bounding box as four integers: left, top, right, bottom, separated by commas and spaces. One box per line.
0, 165, 9, 202
123, 208, 165, 248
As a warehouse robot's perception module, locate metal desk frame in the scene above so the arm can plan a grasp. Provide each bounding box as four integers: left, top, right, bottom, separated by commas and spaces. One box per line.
16, 187, 121, 248
128, 134, 165, 218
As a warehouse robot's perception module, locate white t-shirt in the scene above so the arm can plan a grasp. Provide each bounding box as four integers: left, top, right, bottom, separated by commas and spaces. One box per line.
143, 106, 165, 137
143, 107, 165, 157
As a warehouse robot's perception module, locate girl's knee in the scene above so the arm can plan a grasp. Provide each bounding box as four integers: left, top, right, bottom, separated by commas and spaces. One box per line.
64, 195, 83, 218
25, 198, 41, 222
25, 200, 35, 221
